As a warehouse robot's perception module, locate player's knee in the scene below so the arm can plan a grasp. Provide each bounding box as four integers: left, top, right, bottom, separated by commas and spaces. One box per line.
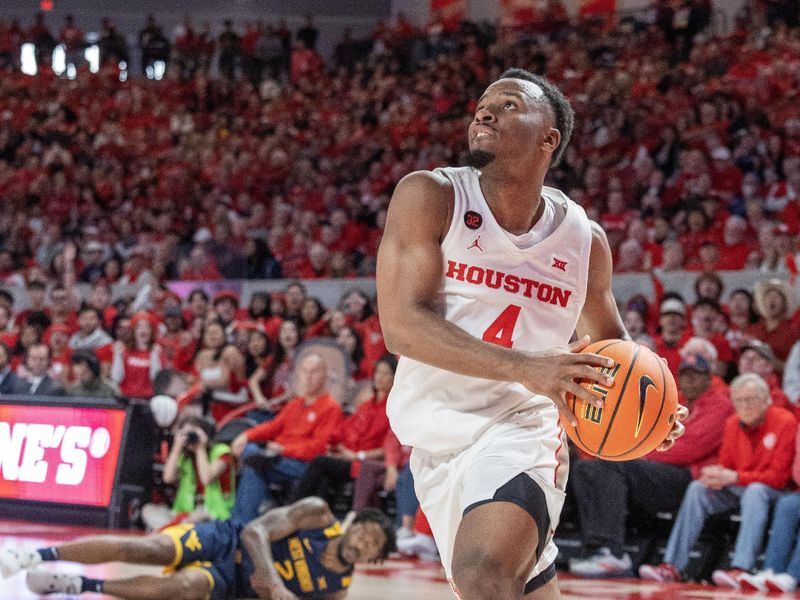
452, 551, 525, 598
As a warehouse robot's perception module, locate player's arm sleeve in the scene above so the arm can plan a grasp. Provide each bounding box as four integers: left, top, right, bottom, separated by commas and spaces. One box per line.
575, 222, 629, 342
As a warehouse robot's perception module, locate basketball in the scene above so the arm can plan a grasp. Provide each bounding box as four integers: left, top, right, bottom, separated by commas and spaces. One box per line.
561, 340, 678, 461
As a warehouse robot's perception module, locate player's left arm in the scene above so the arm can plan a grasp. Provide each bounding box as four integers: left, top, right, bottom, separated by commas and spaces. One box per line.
575, 222, 629, 342
576, 222, 687, 450
242, 497, 335, 600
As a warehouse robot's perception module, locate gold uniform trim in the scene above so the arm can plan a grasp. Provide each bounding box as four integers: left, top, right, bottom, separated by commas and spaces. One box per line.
162, 524, 195, 569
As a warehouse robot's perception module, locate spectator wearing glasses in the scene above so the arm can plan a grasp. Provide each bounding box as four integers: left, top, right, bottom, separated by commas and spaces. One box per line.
639, 374, 797, 588
13, 343, 65, 396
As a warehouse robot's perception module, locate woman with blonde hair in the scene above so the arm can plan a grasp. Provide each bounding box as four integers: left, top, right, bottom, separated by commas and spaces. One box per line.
746, 279, 800, 371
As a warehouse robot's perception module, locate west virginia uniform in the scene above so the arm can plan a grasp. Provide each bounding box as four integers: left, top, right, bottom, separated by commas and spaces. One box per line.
162, 519, 352, 599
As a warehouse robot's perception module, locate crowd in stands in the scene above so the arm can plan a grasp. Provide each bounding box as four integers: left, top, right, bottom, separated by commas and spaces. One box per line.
0, 0, 800, 586
0, 2, 797, 284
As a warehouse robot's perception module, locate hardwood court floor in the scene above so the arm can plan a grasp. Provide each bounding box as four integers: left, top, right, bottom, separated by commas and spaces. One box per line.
0, 520, 794, 599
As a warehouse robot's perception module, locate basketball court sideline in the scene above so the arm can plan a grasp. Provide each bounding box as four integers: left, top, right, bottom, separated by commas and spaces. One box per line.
0, 520, 789, 599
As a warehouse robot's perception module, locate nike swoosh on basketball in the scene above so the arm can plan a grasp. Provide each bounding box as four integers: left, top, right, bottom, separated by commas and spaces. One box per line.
636, 375, 656, 438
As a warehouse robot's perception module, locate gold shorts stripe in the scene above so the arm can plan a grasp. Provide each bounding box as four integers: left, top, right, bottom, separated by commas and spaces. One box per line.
161, 524, 195, 569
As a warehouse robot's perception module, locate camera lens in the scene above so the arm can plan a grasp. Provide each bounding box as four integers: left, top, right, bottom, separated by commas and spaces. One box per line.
186, 432, 199, 444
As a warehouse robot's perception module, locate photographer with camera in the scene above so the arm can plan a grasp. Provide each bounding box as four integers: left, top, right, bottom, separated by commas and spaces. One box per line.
142, 415, 236, 531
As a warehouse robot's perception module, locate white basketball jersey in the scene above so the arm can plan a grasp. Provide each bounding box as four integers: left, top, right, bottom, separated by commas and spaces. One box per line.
387, 166, 593, 454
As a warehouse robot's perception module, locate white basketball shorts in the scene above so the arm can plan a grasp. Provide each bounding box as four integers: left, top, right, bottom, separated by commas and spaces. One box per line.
410, 404, 569, 593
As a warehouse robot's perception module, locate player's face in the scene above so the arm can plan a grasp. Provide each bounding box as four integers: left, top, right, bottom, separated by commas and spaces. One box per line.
340, 521, 386, 564
468, 78, 556, 163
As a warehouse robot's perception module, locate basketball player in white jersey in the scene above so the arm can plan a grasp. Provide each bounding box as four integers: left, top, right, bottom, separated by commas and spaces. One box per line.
376, 68, 685, 599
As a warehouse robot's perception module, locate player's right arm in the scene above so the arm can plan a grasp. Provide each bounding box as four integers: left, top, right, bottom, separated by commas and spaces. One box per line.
377, 170, 613, 424
242, 497, 334, 600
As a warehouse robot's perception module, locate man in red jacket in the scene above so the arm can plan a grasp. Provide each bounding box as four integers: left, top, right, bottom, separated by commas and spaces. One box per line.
231, 353, 342, 523
640, 373, 798, 587
738, 339, 792, 413
569, 353, 733, 577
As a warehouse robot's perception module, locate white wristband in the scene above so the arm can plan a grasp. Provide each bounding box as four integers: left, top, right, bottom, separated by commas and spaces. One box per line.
357, 451, 366, 461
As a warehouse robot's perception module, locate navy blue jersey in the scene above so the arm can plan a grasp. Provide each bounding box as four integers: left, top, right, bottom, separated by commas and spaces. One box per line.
268, 520, 353, 597
163, 519, 351, 599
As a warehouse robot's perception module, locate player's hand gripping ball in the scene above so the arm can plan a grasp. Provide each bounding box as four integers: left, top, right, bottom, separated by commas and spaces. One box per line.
562, 340, 678, 461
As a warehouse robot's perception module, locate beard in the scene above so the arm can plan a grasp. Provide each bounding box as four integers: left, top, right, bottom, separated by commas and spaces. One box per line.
464, 149, 496, 169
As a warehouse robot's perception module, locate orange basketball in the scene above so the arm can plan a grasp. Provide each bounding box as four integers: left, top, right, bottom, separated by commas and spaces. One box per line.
561, 340, 678, 461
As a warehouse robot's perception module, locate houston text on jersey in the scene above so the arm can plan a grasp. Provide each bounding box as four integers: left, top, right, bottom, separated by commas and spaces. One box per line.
445, 259, 573, 307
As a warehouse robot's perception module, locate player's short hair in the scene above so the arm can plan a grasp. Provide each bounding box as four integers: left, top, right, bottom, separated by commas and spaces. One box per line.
499, 68, 575, 167
352, 508, 397, 561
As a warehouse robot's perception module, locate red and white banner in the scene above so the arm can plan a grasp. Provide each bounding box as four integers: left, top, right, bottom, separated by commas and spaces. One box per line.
579, 0, 617, 16
429, 0, 466, 31
0, 405, 126, 506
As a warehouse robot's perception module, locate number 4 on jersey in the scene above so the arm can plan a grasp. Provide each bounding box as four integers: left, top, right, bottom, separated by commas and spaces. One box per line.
482, 305, 521, 348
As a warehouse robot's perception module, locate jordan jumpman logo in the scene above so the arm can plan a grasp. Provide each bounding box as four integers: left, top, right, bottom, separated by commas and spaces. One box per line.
467, 235, 484, 252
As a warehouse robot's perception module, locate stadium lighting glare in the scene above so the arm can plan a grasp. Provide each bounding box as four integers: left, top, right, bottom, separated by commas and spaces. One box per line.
20, 44, 37, 76
85, 45, 100, 73
153, 60, 166, 80
52, 44, 65, 76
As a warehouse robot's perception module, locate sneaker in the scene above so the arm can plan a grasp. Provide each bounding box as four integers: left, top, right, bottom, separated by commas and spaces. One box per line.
711, 568, 747, 589
397, 533, 439, 561
638, 563, 682, 583
26, 569, 81, 594
739, 570, 770, 593
764, 572, 797, 594
0, 547, 42, 578
569, 547, 633, 578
